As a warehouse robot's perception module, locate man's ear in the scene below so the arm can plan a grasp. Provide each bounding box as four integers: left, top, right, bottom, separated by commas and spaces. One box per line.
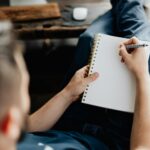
0, 107, 21, 141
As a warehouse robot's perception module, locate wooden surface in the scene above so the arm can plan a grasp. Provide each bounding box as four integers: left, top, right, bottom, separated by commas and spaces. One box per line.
1, 1, 111, 39
0, 3, 61, 21
16, 26, 88, 39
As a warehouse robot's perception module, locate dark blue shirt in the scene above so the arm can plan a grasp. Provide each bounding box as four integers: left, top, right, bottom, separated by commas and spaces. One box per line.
17, 130, 108, 150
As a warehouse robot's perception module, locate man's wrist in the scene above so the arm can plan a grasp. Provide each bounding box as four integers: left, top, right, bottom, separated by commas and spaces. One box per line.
136, 72, 150, 84
60, 88, 75, 104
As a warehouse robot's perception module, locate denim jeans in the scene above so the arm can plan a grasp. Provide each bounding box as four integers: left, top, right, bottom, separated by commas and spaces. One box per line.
54, 0, 150, 150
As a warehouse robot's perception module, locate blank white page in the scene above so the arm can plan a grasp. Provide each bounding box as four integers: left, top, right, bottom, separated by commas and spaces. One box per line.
82, 33, 150, 113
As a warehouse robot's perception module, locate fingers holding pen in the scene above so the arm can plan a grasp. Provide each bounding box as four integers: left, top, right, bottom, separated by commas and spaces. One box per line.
122, 37, 140, 45
118, 37, 148, 78
119, 43, 131, 63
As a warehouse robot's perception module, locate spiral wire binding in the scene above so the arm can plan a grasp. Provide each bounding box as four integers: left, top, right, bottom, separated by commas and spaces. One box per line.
82, 33, 101, 102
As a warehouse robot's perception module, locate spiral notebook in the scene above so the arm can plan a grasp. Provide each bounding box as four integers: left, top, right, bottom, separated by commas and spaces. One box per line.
82, 33, 150, 113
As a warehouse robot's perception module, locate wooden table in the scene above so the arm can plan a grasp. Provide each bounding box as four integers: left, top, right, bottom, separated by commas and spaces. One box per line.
12, 0, 111, 40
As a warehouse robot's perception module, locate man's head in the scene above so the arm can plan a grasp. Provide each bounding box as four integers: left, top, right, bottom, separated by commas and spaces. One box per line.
0, 21, 30, 149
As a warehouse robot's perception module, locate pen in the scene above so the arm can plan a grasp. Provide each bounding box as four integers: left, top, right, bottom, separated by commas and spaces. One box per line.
125, 44, 149, 50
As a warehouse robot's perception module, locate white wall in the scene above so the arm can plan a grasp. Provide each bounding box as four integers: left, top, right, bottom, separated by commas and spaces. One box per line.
10, 0, 47, 6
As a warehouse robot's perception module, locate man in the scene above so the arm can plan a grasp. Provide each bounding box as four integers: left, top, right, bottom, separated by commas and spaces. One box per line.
0, 0, 150, 150
19, 0, 150, 149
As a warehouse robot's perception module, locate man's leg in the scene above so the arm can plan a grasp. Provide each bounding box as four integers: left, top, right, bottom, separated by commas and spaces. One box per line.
111, 0, 150, 41
111, 0, 150, 70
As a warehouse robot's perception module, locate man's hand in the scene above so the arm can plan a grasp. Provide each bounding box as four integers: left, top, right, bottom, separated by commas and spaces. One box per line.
119, 37, 149, 80
28, 66, 99, 132
63, 66, 99, 102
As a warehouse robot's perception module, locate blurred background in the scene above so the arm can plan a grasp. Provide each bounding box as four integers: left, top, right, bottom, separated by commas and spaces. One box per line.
0, 0, 149, 114
0, 0, 109, 113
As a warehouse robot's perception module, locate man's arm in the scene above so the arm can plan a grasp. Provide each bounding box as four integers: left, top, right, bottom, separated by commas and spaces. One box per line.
27, 66, 99, 132
131, 74, 150, 150
119, 37, 150, 150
